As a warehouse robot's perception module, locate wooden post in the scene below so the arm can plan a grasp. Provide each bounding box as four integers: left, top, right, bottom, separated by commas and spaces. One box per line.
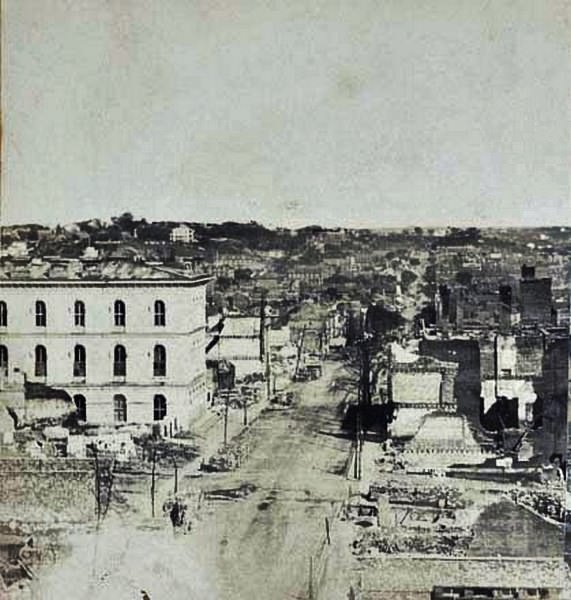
172, 456, 178, 495
93, 445, 102, 525
223, 392, 229, 447
151, 445, 157, 518
265, 324, 271, 402
308, 555, 314, 600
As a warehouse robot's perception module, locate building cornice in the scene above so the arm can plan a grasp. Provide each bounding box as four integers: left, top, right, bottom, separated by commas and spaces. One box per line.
0, 276, 211, 289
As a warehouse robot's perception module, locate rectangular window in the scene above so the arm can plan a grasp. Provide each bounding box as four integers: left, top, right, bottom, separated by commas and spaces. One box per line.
0, 346, 8, 377
114, 300, 126, 327
153, 395, 167, 421
154, 300, 166, 326
113, 395, 127, 422
35, 301, 47, 327
153, 345, 167, 377
113, 345, 127, 377
35, 346, 47, 377
0, 302, 7, 327
74, 395, 87, 422
73, 345, 86, 377
74, 301, 85, 327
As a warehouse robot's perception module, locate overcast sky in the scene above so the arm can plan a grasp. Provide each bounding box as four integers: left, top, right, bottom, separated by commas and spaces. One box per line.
2, 0, 570, 228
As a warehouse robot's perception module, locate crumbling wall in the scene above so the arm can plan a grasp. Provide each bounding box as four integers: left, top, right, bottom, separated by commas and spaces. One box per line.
521, 278, 553, 325
514, 334, 544, 378
479, 337, 496, 380
0, 458, 96, 523
419, 339, 481, 419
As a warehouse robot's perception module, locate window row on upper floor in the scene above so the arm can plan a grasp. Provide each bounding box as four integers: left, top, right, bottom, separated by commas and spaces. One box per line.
0, 344, 169, 379
0, 299, 168, 328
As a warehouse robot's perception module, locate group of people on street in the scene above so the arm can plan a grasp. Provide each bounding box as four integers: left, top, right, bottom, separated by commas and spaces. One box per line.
162, 497, 192, 533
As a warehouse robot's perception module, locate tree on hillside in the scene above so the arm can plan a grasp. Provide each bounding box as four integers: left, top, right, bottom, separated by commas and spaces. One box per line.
111, 212, 137, 236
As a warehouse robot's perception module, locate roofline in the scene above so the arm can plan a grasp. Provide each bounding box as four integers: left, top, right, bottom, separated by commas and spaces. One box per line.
0, 275, 212, 288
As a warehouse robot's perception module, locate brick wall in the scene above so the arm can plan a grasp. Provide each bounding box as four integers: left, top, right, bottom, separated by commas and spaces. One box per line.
0, 458, 96, 523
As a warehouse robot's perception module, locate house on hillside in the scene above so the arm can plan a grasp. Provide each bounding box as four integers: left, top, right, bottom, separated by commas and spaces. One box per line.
170, 224, 196, 244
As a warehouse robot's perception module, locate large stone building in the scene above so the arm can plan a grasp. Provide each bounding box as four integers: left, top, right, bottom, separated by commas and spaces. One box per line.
0, 258, 210, 435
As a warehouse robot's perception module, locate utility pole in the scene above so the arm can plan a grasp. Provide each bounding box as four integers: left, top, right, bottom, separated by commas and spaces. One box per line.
223, 391, 229, 447
308, 555, 314, 600
355, 307, 372, 481
243, 394, 248, 426
151, 444, 157, 518
172, 456, 178, 495
260, 295, 272, 402
92, 444, 102, 526
265, 336, 271, 402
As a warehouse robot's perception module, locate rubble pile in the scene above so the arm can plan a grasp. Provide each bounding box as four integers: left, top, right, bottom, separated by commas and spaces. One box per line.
509, 487, 565, 523
0, 525, 59, 594
352, 527, 474, 557
371, 481, 466, 509
203, 483, 257, 502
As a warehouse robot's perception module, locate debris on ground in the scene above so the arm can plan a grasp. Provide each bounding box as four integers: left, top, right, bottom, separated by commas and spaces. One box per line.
203, 483, 257, 502
351, 527, 474, 557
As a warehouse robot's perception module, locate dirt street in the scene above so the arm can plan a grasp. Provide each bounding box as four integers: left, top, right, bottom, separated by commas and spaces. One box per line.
32, 361, 353, 600
187, 362, 352, 599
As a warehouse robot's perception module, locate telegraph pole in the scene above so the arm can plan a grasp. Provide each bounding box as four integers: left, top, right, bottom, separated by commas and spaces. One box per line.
223, 391, 229, 447
151, 444, 157, 518
92, 444, 102, 525
355, 307, 372, 481
172, 456, 178, 495
243, 394, 248, 426
308, 555, 314, 600
260, 295, 273, 402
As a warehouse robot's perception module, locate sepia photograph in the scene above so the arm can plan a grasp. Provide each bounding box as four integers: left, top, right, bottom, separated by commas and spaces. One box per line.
0, 1, 570, 598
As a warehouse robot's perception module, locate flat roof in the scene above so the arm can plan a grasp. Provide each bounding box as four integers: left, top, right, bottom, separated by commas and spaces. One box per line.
0, 258, 211, 287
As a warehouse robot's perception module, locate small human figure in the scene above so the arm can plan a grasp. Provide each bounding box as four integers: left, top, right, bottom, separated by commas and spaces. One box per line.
170, 500, 181, 529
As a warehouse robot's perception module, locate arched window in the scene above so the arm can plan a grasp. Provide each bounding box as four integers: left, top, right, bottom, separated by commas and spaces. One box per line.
35, 301, 47, 327
153, 394, 167, 421
74, 300, 85, 327
0, 346, 8, 377
74, 394, 87, 422
35, 345, 47, 377
113, 345, 127, 377
113, 394, 127, 423
73, 344, 86, 377
154, 300, 166, 326
0, 301, 7, 327
153, 345, 166, 377
114, 300, 126, 327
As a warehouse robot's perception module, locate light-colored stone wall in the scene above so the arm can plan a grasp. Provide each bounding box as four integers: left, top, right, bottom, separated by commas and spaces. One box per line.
0, 281, 208, 430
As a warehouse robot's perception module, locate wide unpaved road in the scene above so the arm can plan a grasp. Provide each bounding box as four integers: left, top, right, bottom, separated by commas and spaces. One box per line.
189, 360, 352, 599
33, 361, 353, 600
